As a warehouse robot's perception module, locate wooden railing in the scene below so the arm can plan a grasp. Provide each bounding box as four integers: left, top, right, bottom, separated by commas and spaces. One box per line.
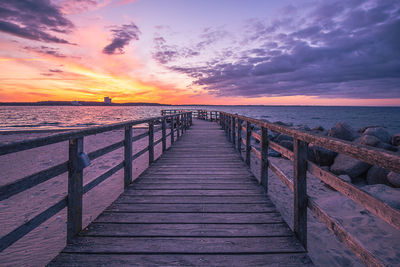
0, 111, 192, 252
161, 109, 219, 121
196, 110, 399, 267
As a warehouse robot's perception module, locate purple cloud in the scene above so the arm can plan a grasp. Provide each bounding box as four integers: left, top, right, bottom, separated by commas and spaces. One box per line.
167, 0, 400, 99
103, 23, 141, 55
0, 0, 74, 44
24, 46, 67, 58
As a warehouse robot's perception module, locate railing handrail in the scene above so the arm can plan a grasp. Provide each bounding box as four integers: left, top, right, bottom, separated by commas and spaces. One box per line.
0, 112, 191, 156
0, 111, 192, 253
193, 109, 399, 267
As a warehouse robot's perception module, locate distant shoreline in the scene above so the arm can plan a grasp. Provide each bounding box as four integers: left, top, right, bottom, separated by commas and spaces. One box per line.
1, 102, 399, 107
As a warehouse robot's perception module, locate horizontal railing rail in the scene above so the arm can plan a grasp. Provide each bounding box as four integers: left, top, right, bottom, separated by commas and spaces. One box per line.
195, 109, 399, 267
0, 111, 192, 252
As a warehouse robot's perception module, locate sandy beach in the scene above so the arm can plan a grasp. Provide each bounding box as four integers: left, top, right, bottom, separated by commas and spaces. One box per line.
0, 127, 169, 266
1, 125, 399, 266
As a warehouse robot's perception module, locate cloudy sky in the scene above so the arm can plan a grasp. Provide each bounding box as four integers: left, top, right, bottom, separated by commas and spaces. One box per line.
0, 0, 399, 105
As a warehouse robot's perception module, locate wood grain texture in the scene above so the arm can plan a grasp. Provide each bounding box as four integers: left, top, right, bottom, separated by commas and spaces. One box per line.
50, 119, 311, 266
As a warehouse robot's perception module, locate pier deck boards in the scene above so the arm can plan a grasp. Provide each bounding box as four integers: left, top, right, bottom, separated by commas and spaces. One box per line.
49, 119, 312, 266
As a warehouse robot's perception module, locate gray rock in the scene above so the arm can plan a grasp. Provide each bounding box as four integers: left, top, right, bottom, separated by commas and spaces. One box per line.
339, 174, 352, 183
268, 148, 281, 157
292, 125, 311, 131
376, 142, 398, 152
274, 121, 293, 127
364, 127, 391, 143
359, 135, 381, 147
279, 140, 293, 151
328, 122, 359, 141
387, 171, 400, 188
330, 154, 371, 178
366, 166, 390, 185
312, 126, 325, 132
358, 125, 381, 133
309, 144, 337, 166
274, 134, 293, 143
392, 134, 400, 146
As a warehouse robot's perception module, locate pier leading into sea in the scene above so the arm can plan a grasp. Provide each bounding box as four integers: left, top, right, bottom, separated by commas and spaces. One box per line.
1, 110, 399, 266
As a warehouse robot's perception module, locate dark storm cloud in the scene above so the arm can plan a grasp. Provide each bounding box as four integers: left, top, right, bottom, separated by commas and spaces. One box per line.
0, 0, 74, 43
102, 23, 141, 55
168, 0, 400, 99
24, 46, 67, 58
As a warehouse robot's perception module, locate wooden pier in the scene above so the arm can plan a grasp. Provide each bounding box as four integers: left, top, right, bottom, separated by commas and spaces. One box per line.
1, 109, 399, 266
48, 119, 312, 266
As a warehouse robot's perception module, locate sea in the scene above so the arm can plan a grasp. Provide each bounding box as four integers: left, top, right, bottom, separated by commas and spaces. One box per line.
0, 105, 400, 266
1, 105, 400, 134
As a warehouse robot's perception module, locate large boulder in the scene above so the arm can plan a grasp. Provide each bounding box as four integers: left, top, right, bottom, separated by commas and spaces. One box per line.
328, 122, 359, 141
363, 127, 391, 144
376, 142, 398, 152
392, 134, 400, 146
279, 140, 293, 151
309, 144, 337, 166
366, 166, 390, 185
387, 172, 400, 188
274, 134, 293, 143
268, 148, 281, 157
359, 135, 381, 147
330, 154, 371, 178
292, 125, 311, 131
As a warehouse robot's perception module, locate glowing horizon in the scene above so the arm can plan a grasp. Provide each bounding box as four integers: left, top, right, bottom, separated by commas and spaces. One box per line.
0, 0, 399, 106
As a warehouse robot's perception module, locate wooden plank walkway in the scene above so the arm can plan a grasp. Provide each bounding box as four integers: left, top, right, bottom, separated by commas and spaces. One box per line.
49, 119, 313, 266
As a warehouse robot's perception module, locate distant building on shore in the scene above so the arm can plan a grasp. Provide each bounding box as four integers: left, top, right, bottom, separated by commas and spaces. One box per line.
71, 101, 81, 106
104, 97, 112, 104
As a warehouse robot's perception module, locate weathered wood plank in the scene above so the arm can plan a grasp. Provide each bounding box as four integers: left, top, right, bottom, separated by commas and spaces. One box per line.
131, 183, 260, 190
270, 141, 294, 161
49, 253, 313, 267
82, 223, 292, 237
106, 203, 276, 213
0, 161, 68, 201
124, 126, 132, 188
293, 139, 308, 249
0, 197, 67, 252
308, 161, 400, 231
62, 236, 305, 253
308, 198, 384, 267
123, 189, 264, 196
115, 195, 272, 204
67, 137, 83, 243
96, 212, 283, 224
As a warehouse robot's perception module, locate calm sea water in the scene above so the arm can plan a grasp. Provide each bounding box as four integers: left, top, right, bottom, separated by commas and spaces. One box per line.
0, 105, 399, 134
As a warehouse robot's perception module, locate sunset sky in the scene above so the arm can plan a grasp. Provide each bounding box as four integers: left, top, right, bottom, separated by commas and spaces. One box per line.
0, 0, 399, 105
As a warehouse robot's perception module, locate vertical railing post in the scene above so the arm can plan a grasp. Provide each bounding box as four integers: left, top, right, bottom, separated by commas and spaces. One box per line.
171, 116, 175, 144
124, 125, 132, 189
294, 139, 308, 250
260, 127, 268, 190
181, 114, 184, 135
237, 119, 242, 153
149, 121, 154, 163
231, 116, 235, 147
177, 115, 180, 139
67, 137, 83, 243
227, 116, 231, 141
245, 121, 251, 166
162, 117, 167, 152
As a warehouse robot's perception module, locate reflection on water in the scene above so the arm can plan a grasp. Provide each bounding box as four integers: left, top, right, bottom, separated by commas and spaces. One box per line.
0, 105, 399, 133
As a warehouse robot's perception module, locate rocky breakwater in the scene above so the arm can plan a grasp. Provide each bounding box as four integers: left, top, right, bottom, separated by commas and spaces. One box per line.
264, 121, 400, 206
